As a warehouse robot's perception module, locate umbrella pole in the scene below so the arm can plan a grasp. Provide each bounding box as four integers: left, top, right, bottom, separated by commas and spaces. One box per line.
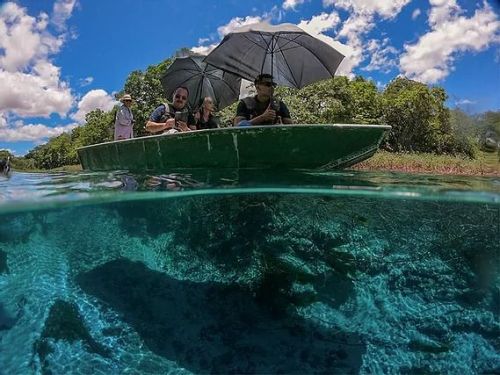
272, 36, 275, 78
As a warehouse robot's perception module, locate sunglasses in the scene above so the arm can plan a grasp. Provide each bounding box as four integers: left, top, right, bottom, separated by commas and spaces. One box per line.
124, 99, 132, 102
175, 94, 187, 100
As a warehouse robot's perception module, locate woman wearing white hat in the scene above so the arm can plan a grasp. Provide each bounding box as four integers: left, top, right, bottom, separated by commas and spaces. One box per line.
114, 94, 134, 140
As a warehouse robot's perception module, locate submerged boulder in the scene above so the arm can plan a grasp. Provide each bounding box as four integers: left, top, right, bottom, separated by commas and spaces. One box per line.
0, 250, 8, 274
34, 299, 109, 372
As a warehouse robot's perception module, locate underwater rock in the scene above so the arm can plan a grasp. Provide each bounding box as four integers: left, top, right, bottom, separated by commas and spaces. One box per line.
0, 303, 16, 331
77, 258, 365, 374
408, 337, 452, 354
0, 214, 35, 244
323, 250, 357, 276
34, 299, 109, 371
0, 249, 8, 274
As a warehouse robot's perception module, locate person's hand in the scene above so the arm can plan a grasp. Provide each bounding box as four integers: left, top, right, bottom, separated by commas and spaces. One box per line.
259, 104, 276, 123
194, 111, 200, 121
165, 118, 176, 129
177, 120, 190, 132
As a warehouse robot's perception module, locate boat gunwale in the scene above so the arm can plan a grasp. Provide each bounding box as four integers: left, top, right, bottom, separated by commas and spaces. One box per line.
76, 124, 391, 151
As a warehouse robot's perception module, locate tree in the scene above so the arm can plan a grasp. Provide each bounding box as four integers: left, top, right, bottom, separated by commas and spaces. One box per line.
348, 76, 383, 124
121, 58, 174, 136
25, 132, 76, 169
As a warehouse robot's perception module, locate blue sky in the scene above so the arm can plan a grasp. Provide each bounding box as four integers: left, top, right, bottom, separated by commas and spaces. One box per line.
1, 0, 499, 155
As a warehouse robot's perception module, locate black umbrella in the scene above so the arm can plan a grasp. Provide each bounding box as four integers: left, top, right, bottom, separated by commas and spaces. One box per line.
204, 22, 345, 89
161, 55, 241, 110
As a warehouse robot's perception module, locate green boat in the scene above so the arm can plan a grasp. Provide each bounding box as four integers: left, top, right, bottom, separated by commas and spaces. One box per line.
77, 124, 390, 172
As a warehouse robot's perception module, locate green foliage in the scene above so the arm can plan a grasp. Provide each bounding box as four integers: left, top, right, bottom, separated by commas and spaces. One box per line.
73, 109, 115, 147
25, 133, 76, 169
0, 149, 12, 160
381, 77, 474, 157
0, 149, 37, 170
478, 111, 500, 136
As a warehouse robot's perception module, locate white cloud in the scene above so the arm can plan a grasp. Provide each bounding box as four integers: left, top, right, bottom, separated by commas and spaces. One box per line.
217, 16, 263, 38
455, 98, 476, 105
52, 0, 78, 31
297, 12, 354, 76
283, 0, 306, 10
412, 8, 421, 20
362, 38, 399, 72
323, 0, 411, 20
0, 2, 75, 118
79, 76, 94, 87
0, 112, 7, 128
191, 43, 219, 56
428, 0, 461, 27
317, 1, 410, 77
71, 89, 116, 123
0, 3, 67, 72
400, 2, 500, 83
191, 15, 263, 55
0, 121, 77, 142
0, 69, 73, 117
298, 12, 340, 35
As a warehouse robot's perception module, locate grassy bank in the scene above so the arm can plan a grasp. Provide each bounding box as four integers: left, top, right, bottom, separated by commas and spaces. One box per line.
352, 150, 499, 176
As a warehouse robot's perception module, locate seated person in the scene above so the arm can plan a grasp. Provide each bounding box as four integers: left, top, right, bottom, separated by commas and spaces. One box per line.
233, 74, 293, 126
145, 86, 196, 134
194, 96, 219, 130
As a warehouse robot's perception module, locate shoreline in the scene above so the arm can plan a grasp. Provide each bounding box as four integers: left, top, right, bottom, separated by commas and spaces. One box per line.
9, 151, 500, 177
351, 151, 499, 177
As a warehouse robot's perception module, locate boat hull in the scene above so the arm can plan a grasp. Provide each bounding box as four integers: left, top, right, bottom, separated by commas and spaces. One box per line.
77, 124, 390, 172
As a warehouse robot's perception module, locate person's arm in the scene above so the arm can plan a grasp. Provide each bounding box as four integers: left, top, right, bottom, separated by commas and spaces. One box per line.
187, 112, 197, 131
234, 100, 275, 126
279, 102, 293, 124
145, 105, 175, 133
146, 119, 175, 133
252, 106, 277, 125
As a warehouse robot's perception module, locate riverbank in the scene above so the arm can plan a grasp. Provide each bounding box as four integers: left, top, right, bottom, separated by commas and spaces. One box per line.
352, 151, 499, 177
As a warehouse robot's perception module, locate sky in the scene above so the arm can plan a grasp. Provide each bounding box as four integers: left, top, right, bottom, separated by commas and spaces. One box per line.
0, 0, 499, 156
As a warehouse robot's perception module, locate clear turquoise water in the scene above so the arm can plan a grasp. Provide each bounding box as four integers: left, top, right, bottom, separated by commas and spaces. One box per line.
0, 170, 499, 374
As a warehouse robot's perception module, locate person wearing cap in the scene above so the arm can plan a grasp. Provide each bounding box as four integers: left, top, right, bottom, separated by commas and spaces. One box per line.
145, 87, 196, 134
114, 94, 135, 140
233, 74, 292, 126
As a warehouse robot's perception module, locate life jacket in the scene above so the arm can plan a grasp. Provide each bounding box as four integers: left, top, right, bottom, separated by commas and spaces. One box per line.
159, 102, 190, 123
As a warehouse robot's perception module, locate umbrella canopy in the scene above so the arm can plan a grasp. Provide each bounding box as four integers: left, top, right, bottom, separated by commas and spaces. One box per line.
204, 22, 345, 89
161, 55, 241, 110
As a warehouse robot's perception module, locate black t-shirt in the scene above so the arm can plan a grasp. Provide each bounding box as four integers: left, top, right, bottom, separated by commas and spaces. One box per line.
236, 96, 291, 125
196, 111, 219, 130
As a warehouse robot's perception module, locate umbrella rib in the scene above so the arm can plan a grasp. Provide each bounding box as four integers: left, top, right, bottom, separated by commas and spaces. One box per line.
240, 33, 268, 51
275, 45, 300, 88
280, 33, 339, 79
